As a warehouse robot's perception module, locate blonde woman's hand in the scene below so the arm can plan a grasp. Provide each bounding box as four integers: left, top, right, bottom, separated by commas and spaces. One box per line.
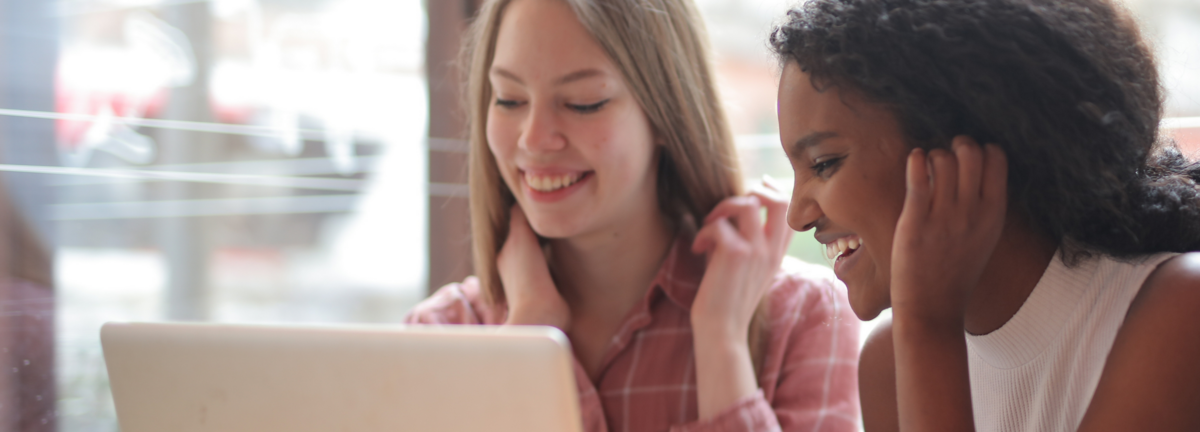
690, 180, 791, 339
497, 205, 571, 331
890, 136, 1008, 325
689, 179, 792, 419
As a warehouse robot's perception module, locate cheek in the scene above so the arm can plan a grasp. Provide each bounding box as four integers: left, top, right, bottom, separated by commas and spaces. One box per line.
617, 113, 657, 173
485, 110, 522, 193
577, 111, 656, 176
869, 169, 908, 234
786, 166, 806, 231
857, 170, 908, 283
485, 108, 515, 158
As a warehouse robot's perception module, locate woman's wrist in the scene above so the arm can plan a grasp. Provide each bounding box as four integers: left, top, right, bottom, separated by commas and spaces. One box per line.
503, 301, 570, 330
691, 327, 758, 420
890, 278, 969, 330
690, 308, 752, 344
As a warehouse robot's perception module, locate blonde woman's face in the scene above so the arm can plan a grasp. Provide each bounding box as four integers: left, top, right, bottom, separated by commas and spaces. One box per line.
487, 0, 659, 240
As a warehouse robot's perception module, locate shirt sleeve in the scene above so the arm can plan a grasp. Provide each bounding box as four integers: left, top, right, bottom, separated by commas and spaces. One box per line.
667, 261, 861, 432
667, 390, 780, 432
766, 265, 861, 431
403, 277, 493, 325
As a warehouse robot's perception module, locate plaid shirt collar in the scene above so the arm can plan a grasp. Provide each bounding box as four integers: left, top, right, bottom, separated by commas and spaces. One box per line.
648, 234, 707, 313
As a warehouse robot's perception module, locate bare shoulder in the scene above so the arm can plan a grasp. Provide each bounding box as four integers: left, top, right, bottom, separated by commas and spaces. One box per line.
1123, 252, 1200, 338
1079, 252, 1200, 431
1123, 252, 1200, 331
1139, 252, 1200, 300
859, 315, 899, 432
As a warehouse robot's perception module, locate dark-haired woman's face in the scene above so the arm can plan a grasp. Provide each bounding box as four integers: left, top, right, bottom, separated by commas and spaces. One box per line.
778, 62, 910, 320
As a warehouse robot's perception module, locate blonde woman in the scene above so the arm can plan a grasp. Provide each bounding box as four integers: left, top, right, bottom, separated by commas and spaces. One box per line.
406, 0, 859, 430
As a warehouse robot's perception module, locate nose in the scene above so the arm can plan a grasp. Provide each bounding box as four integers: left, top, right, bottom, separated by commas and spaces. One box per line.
787, 177, 823, 232
519, 102, 566, 152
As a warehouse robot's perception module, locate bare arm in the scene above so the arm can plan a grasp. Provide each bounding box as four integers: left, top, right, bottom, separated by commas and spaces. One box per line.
859, 317, 898, 432
1076, 252, 1200, 431
891, 312, 974, 431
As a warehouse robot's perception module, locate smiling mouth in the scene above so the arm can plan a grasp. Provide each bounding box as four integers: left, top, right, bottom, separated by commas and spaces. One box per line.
522, 171, 590, 192
825, 237, 862, 261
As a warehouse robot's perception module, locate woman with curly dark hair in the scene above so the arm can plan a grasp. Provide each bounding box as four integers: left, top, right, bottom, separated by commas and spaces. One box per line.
770, 0, 1200, 430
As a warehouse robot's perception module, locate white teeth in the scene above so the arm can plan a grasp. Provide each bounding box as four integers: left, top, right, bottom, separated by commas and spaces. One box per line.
826, 237, 862, 261
525, 172, 583, 192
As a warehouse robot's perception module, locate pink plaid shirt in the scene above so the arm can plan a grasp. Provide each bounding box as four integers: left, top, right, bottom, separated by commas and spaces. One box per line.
405, 236, 860, 432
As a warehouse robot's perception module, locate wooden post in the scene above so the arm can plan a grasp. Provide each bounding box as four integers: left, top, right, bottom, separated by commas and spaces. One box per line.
425, 0, 482, 293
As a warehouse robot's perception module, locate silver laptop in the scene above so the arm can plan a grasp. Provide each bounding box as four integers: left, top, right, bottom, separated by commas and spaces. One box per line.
101, 322, 583, 432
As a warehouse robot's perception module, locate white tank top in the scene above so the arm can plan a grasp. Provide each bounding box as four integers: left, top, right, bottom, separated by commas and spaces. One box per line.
965, 251, 1178, 432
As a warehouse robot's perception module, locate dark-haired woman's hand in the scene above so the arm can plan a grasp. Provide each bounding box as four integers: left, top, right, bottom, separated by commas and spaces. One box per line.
689, 178, 792, 419
498, 204, 571, 331
890, 136, 1008, 324
888, 135, 1008, 432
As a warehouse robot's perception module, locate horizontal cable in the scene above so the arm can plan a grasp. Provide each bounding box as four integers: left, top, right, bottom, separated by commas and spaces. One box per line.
51, 194, 359, 220
0, 107, 327, 140
1, 164, 365, 192
0, 108, 468, 153
53, 0, 209, 17
4, 162, 466, 197
52, 186, 466, 220
51, 156, 381, 186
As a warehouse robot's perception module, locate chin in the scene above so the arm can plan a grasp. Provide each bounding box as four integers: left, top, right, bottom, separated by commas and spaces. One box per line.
524, 213, 582, 240
846, 282, 890, 321
526, 220, 569, 240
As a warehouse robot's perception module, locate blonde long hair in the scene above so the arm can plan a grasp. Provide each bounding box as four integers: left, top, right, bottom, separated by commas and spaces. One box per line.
463, 0, 764, 362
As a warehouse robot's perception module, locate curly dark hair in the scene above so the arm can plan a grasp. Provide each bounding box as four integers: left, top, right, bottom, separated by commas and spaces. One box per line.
770, 0, 1200, 259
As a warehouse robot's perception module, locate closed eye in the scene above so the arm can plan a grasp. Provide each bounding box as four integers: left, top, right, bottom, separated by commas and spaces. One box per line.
810, 156, 844, 178
567, 99, 609, 114
495, 98, 524, 108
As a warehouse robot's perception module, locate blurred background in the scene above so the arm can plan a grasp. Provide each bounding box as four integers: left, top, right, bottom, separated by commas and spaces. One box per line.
0, 0, 1193, 430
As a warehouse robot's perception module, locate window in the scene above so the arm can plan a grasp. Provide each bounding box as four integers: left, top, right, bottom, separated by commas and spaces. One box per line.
0, 0, 1193, 430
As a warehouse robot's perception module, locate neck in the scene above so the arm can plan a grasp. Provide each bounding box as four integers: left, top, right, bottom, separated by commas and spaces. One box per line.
548, 207, 675, 318
963, 211, 1058, 335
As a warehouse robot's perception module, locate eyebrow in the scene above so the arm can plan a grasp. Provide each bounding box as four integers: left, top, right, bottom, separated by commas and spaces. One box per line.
789, 131, 838, 154
554, 68, 605, 85
489, 67, 607, 86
